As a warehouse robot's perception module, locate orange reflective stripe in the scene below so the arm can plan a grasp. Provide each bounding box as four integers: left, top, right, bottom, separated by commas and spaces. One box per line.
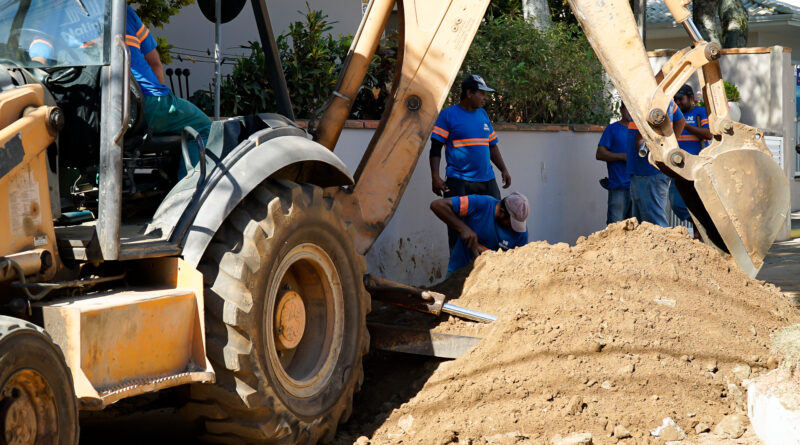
125, 36, 141, 49
476, 244, 488, 253
677, 136, 700, 141
454, 138, 490, 143
452, 142, 490, 147
700, 119, 709, 125
138, 28, 150, 42
458, 196, 469, 217
432, 128, 448, 138
79, 37, 102, 48
627, 122, 638, 130
136, 24, 147, 39
488, 131, 496, 139
30, 38, 54, 49
452, 138, 491, 147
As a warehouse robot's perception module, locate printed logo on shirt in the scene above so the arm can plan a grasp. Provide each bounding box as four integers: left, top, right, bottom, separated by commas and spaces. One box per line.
483, 123, 490, 131
499, 240, 509, 250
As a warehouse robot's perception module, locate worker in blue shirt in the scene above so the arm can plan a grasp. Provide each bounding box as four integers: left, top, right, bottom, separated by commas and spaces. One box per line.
430, 74, 512, 249
628, 103, 685, 227
430, 192, 529, 275
596, 102, 634, 224
29, 3, 211, 179
670, 84, 711, 224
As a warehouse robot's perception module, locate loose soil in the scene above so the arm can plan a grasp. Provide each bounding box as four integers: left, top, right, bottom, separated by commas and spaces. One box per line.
354, 220, 800, 444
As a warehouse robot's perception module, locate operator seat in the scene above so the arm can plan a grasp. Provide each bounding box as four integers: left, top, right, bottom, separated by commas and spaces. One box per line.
123, 77, 183, 157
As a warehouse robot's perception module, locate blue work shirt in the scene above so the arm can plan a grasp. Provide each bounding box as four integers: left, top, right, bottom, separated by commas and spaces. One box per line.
598, 121, 634, 190
447, 195, 528, 274
126, 6, 170, 97
677, 107, 709, 155
627, 103, 684, 176
431, 105, 499, 182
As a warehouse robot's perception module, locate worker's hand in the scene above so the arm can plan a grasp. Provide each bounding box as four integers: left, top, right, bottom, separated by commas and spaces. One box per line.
500, 169, 511, 189
459, 227, 478, 251
432, 175, 449, 196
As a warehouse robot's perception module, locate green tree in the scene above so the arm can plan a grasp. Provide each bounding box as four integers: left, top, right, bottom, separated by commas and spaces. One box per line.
127, 0, 195, 63
456, 16, 613, 124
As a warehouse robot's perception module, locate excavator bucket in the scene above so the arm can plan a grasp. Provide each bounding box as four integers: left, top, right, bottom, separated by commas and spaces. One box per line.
679, 142, 790, 278
566, 0, 790, 278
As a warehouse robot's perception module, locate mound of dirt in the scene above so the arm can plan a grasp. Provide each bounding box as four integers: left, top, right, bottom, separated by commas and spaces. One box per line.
367, 220, 799, 444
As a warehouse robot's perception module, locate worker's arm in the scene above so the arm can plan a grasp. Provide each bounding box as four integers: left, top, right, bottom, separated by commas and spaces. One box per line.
489, 144, 511, 188
429, 139, 448, 196
430, 198, 478, 250
144, 48, 165, 85
672, 116, 686, 140
596, 145, 626, 162
683, 122, 712, 140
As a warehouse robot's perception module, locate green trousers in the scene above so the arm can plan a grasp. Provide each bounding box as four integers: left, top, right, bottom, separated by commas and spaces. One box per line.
144, 93, 212, 179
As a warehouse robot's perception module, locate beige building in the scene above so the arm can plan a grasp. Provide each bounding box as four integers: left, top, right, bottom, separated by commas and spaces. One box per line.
645, 0, 800, 56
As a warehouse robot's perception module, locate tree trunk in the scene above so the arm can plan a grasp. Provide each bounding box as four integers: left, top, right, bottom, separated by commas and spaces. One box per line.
522, 0, 553, 30
719, 0, 748, 47
692, 0, 721, 44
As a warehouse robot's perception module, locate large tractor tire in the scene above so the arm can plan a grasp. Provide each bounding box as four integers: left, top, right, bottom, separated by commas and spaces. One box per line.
0, 316, 79, 445
185, 180, 370, 444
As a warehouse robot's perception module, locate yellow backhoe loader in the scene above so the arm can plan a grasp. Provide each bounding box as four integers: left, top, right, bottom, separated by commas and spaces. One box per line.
0, 0, 787, 443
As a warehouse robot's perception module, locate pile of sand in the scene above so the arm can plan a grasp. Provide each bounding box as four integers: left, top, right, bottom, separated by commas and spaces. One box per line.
366, 220, 799, 444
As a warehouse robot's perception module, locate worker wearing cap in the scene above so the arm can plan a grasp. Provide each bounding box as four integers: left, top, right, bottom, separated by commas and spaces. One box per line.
628, 102, 685, 227
596, 102, 634, 224
670, 84, 711, 223
429, 74, 512, 250
430, 192, 529, 275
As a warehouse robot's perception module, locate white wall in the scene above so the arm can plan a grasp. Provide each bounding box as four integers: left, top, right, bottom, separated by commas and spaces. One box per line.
332, 128, 608, 287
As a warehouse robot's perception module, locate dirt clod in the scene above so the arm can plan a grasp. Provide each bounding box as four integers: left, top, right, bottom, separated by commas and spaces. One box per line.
367, 221, 798, 443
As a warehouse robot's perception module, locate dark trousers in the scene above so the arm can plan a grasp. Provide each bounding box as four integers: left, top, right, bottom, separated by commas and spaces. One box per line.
444, 176, 501, 250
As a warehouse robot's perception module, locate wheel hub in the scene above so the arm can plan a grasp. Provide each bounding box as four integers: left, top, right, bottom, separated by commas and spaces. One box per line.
275, 290, 307, 350
1, 370, 55, 445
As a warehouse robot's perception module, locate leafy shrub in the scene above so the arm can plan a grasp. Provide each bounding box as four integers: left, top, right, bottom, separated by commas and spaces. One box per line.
191, 6, 396, 119
724, 80, 740, 102
453, 16, 613, 124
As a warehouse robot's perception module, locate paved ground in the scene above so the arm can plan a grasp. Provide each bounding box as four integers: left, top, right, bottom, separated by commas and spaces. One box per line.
757, 211, 800, 296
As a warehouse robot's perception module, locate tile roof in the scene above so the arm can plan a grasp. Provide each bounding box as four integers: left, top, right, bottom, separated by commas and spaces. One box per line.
648, 0, 800, 23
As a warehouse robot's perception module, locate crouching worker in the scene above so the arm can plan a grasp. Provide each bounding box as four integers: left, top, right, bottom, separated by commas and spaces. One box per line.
431, 192, 530, 276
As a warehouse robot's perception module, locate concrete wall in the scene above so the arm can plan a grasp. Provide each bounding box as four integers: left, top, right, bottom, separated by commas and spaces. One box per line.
331, 127, 608, 287
648, 48, 798, 238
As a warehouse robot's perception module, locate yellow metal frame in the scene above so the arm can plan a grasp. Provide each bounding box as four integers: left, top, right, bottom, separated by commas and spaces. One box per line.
0, 85, 60, 280
39, 258, 214, 409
